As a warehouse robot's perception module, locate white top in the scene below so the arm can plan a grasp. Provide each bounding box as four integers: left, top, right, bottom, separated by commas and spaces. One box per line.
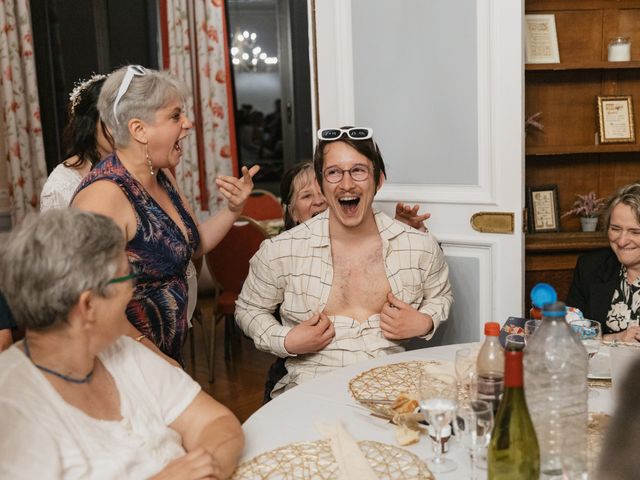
40, 163, 85, 211
0, 336, 201, 479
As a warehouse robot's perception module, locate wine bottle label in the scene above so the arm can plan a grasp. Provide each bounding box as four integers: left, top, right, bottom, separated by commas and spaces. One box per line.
477, 372, 504, 413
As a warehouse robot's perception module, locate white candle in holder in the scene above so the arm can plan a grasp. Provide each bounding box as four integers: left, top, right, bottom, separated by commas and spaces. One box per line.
608, 37, 631, 62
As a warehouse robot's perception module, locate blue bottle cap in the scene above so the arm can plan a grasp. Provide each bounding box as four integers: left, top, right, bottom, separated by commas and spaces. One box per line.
530, 283, 557, 309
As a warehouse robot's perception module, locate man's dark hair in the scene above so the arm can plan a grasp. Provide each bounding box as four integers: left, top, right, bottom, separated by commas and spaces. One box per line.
313, 126, 386, 191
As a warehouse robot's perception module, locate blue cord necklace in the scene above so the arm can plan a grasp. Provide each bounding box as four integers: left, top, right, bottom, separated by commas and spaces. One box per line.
23, 337, 94, 384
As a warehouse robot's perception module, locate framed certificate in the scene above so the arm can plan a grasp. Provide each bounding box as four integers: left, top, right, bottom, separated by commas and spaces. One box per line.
527, 185, 560, 233
597, 95, 635, 143
525, 14, 560, 64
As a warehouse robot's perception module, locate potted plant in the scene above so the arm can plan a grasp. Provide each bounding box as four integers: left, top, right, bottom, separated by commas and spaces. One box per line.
561, 192, 606, 232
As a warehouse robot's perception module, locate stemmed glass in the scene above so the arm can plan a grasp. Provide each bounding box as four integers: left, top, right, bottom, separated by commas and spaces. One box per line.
505, 334, 525, 350
455, 348, 477, 402
454, 400, 494, 480
418, 368, 458, 473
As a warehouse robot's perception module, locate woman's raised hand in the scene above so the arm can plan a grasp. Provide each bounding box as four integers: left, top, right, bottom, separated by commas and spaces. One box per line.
394, 202, 431, 232
216, 165, 260, 213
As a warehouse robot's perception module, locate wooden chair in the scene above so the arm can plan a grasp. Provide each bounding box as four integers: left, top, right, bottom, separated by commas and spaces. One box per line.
241, 189, 283, 220
204, 216, 269, 382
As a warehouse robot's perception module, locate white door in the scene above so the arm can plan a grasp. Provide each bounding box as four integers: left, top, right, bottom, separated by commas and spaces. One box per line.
311, 0, 524, 345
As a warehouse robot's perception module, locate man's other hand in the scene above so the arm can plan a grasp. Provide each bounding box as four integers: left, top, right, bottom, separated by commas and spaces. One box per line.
380, 292, 433, 340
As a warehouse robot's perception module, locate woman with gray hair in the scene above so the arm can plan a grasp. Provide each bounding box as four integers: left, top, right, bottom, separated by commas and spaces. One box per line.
0, 209, 244, 479
567, 182, 640, 342
72, 65, 259, 365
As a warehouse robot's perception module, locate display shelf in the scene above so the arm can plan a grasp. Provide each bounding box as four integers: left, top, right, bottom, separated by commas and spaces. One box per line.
525, 231, 609, 253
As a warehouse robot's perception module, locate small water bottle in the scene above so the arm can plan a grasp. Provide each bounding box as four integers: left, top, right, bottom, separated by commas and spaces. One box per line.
524, 299, 588, 479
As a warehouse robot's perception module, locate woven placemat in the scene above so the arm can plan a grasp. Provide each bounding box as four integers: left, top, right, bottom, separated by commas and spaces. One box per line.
588, 377, 612, 389
231, 439, 434, 479
348, 360, 453, 417
588, 412, 610, 472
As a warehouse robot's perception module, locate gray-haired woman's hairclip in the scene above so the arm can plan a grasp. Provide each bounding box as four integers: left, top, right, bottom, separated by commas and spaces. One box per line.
69, 73, 107, 115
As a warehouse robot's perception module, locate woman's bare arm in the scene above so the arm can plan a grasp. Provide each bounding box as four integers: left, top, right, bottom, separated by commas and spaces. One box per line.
169, 392, 244, 479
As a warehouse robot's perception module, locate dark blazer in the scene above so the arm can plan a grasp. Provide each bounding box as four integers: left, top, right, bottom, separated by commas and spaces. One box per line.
566, 248, 620, 334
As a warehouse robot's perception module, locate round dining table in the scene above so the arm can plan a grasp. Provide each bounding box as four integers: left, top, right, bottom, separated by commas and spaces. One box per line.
240, 343, 614, 479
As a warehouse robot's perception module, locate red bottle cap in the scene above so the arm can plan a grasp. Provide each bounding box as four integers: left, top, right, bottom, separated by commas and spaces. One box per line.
484, 322, 500, 336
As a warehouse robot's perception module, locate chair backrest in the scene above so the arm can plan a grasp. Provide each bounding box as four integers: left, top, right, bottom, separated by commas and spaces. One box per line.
205, 216, 269, 295
242, 189, 283, 220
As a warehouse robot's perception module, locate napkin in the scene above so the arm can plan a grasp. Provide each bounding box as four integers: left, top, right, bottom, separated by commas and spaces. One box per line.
315, 422, 378, 480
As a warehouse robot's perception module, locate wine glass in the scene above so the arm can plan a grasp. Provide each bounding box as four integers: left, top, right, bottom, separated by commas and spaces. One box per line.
455, 348, 478, 402
524, 319, 541, 345
418, 368, 458, 473
571, 319, 602, 359
454, 400, 494, 480
505, 334, 525, 351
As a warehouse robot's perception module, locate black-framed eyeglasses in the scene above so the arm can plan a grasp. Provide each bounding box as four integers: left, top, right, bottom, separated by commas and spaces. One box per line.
107, 264, 140, 285
322, 164, 370, 184
317, 127, 373, 141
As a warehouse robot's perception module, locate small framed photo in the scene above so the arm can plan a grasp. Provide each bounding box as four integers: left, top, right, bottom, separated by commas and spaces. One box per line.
527, 185, 560, 233
597, 95, 635, 143
525, 14, 560, 64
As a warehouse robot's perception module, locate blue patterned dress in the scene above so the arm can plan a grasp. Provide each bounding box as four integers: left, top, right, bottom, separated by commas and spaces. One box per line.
75, 154, 200, 365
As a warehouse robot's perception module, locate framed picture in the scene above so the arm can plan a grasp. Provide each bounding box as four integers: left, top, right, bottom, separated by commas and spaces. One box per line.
524, 14, 560, 64
597, 95, 635, 143
527, 185, 560, 233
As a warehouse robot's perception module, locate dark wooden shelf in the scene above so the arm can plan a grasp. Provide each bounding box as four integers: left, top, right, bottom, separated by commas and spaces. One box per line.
526, 144, 640, 156
526, 61, 640, 71
525, 231, 609, 253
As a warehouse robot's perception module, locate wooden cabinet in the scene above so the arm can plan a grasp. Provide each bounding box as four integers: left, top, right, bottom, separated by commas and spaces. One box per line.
525, 0, 640, 301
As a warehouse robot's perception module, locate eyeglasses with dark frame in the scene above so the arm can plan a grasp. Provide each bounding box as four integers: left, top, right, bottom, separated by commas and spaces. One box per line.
322, 164, 371, 184
107, 264, 140, 285
317, 127, 373, 142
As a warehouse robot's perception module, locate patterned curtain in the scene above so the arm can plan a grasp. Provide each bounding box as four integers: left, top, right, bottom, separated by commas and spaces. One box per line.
0, 0, 47, 225
162, 0, 236, 216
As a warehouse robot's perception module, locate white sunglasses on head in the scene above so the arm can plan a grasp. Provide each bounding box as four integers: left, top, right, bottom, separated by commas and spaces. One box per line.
317, 127, 373, 141
113, 65, 147, 125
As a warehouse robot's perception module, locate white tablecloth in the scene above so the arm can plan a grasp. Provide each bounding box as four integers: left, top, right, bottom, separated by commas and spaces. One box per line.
241, 343, 613, 479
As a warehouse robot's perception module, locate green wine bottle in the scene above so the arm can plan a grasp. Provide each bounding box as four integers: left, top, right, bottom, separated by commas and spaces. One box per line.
488, 346, 540, 479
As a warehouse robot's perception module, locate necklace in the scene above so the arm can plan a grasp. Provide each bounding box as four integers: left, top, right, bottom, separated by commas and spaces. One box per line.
23, 337, 94, 384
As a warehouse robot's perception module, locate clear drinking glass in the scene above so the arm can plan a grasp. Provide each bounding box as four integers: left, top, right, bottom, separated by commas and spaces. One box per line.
570, 319, 602, 359
524, 319, 541, 345
418, 368, 458, 473
454, 400, 494, 480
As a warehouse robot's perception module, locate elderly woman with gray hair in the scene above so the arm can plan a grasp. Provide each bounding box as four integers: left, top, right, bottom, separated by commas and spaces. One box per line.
568, 182, 640, 342
0, 209, 243, 479
72, 65, 259, 366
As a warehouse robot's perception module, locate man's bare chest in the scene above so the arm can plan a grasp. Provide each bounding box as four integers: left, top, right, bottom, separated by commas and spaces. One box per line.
324, 248, 391, 318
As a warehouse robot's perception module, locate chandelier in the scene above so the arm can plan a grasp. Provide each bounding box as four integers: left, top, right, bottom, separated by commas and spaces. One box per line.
230, 30, 278, 72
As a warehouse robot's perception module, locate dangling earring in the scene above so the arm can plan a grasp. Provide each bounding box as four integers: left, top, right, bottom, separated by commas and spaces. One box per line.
144, 144, 154, 176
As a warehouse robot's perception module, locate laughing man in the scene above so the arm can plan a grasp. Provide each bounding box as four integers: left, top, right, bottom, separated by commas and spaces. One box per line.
235, 127, 453, 398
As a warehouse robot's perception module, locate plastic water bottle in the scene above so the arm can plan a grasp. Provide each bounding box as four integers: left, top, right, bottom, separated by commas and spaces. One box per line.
524, 299, 588, 479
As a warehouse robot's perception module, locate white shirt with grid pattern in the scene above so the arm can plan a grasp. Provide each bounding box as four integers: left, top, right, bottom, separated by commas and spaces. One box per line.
235, 209, 453, 395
